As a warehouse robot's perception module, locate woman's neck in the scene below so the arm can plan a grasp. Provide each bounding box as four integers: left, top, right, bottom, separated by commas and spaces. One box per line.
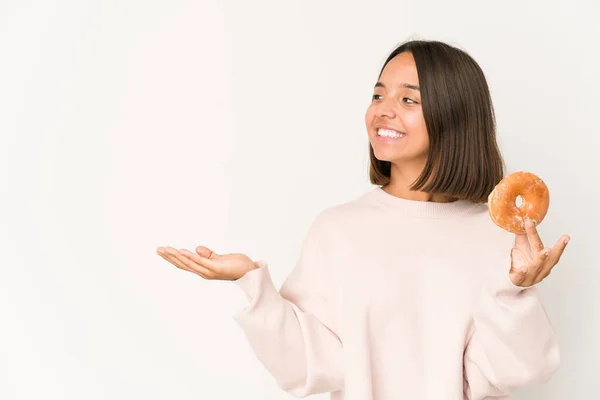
384, 161, 457, 203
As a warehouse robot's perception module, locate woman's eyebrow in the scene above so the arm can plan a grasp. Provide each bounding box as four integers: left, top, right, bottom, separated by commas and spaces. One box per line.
374, 82, 420, 92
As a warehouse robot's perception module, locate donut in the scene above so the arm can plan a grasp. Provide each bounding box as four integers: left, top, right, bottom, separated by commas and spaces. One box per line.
487, 171, 550, 234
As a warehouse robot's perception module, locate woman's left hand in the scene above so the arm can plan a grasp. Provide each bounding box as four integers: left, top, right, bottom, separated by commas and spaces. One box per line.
510, 219, 570, 287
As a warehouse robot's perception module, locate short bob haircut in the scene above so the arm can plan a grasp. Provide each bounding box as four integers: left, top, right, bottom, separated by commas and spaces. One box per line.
369, 40, 505, 203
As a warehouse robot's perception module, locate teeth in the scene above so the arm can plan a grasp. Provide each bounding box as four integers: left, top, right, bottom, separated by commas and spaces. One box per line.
377, 128, 404, 138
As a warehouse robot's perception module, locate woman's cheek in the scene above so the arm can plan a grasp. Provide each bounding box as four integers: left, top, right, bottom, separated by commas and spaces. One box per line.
402, 110, 425, 131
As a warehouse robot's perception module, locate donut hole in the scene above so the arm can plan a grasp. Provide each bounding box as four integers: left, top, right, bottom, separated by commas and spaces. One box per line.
515, 195, 524, 208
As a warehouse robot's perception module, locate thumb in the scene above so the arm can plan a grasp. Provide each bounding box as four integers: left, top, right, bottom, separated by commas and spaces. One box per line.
195, 245, 218, 259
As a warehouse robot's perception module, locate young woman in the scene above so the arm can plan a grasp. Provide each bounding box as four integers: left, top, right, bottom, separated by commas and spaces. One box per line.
157, 40, 570, 400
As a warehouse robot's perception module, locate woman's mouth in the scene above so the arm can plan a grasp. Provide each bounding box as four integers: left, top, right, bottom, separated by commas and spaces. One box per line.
376, 128, 405, 140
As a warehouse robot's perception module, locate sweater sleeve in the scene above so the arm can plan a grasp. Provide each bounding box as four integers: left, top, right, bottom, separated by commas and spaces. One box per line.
232, 215, 344, 397
463, 254, 560, 399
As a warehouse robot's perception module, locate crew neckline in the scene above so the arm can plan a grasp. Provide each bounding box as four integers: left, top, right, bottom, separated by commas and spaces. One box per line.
368, 186, 481, 218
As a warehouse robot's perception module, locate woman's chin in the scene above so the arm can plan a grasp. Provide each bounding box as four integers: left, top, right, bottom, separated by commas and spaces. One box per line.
373, 149, 399, 163
373, 147, 427, 166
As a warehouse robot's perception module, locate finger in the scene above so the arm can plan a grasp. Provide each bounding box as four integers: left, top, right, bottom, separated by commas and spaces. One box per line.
179, 249, 216, 277
509, 263, 528, 286
519, 263, 541, 287
183, 248, 221, 271
157, 247, 215, 279
162, 246, 206, 274
195, 246, 216, 259
511, 246, 546, 287
534, 249, 554, 284
546, 235, 570, 267
509, 247, 529, 286
168, 248, 215, 279
535, 235, 570, 284
524, 219, 544, 256
514, 233, 530, 253
511, 247, 529, 272
510, 268, 528, 286
160, 254, 193, 272
165, 247, 211, 276
157, 247, 195, 273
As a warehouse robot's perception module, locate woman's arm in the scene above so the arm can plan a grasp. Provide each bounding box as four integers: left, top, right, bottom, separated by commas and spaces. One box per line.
233, 214, 344, 397
464, 220, 568, 399
463, 258, 560, 399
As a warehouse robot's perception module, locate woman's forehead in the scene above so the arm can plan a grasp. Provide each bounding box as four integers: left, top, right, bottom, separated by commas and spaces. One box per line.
379, 53, 419, 87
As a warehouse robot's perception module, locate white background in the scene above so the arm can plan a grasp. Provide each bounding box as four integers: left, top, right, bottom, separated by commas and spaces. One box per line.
1, 0, 598, 399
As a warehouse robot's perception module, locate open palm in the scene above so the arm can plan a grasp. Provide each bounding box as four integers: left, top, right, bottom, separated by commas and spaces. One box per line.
156, 245, 257, 281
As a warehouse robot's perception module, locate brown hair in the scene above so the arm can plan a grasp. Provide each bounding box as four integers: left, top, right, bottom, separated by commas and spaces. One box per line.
369, 40, 505, 203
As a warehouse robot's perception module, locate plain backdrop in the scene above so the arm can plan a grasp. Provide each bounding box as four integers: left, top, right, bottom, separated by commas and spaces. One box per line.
1, 0, 598, 399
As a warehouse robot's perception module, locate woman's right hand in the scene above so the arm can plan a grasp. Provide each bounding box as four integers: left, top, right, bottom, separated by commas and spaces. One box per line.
156, 245, 258, 281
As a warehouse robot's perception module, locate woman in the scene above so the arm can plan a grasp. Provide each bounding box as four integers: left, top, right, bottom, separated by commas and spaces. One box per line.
157, 40, 570, 400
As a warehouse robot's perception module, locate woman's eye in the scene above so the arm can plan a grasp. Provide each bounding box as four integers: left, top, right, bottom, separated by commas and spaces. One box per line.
372, 94, 419, 104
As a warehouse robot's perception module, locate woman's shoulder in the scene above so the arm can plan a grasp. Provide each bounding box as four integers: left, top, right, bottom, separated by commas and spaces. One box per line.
314, 188, 380, 222
304, 188, 391, 241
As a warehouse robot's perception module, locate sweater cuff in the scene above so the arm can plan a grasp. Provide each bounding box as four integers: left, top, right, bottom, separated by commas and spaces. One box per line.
233, 260, 280, 305
488, 254, 527, 295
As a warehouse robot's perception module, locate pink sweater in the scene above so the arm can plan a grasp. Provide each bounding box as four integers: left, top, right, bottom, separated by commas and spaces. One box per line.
232, 187, 559, 399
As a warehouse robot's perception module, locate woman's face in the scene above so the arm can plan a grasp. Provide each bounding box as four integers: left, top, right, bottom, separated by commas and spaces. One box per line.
365, 52, 429, 166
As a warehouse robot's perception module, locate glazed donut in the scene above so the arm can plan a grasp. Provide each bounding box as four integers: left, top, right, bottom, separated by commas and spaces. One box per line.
488, 171, 550, 234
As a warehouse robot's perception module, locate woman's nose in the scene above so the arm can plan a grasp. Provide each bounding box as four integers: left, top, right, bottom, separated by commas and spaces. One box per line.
375, 99, 397, 119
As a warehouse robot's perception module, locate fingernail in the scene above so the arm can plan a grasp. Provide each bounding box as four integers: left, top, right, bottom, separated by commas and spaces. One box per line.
564, 237, 570, 245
